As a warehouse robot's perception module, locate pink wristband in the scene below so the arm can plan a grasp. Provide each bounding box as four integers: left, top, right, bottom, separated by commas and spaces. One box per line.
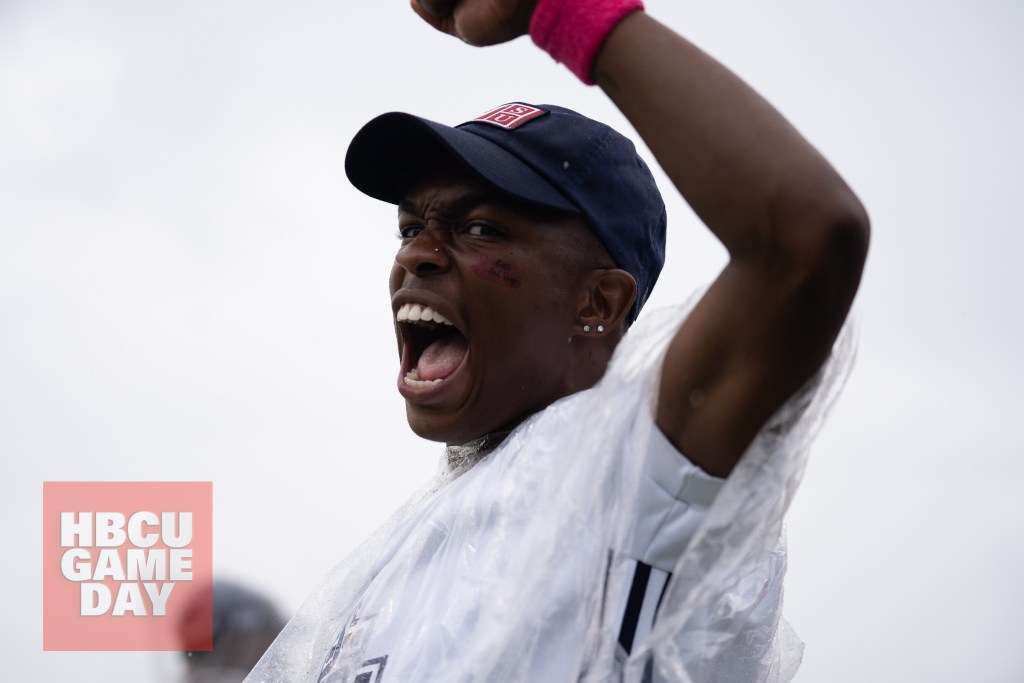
529, 0, 644, 85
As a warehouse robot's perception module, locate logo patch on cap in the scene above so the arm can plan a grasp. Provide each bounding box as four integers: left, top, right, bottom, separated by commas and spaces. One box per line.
469, 103, 548, 131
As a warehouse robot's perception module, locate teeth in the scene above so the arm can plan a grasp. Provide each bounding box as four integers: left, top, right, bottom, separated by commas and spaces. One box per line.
396, 303, 452, 327
404, 368, 443, 388
397, 304, 455, 389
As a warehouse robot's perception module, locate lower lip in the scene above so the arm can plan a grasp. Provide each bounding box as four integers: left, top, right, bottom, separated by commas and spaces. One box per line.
396, 353, 470, 405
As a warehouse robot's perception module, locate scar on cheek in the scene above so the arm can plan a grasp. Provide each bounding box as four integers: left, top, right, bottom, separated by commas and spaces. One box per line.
472, 256, 522, 288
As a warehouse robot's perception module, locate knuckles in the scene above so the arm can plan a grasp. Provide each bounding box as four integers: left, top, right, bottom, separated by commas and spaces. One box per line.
416, 0, 457, 18
413, 0, 531, 46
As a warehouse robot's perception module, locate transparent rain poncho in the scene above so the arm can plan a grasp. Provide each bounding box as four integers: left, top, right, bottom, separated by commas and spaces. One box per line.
246, 296, 855, 683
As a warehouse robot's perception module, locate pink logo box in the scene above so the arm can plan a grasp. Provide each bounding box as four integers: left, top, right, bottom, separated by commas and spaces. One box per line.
42, 481, 213, 651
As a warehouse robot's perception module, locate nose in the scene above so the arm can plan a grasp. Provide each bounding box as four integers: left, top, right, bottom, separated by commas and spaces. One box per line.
394, 225, 452, 277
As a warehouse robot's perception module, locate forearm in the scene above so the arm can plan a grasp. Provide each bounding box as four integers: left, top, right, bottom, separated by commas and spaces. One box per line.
594, 12, 867, 263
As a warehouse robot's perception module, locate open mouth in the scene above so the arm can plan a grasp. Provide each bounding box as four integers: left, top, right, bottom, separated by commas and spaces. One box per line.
397, 303, 469, 389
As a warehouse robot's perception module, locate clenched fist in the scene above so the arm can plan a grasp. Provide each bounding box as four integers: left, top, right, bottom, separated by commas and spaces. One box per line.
410, 0, 541, 46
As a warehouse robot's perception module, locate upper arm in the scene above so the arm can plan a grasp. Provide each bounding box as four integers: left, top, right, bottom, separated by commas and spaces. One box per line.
656, 210, 869, 478
581, 11, 870, 475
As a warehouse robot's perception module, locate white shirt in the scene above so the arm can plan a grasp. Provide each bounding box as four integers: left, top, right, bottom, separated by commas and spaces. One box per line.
315, 403, 735, 683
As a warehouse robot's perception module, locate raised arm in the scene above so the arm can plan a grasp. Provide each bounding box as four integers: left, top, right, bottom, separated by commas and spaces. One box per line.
594, 13, 868, 476
411, 0, 869, 476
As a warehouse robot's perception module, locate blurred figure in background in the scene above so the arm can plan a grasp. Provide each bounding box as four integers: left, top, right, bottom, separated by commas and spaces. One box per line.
177, 578, 286, 683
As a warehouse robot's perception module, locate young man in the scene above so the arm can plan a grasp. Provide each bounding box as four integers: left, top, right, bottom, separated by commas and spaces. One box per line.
248, 0, 868, 681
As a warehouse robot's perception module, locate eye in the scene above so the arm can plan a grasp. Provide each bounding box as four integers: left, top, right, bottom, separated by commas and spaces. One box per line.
398, 225, 423, 240
466, 222, 503, 237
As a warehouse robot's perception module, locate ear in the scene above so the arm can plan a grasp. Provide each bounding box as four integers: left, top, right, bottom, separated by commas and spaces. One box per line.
576, 268, 637, 334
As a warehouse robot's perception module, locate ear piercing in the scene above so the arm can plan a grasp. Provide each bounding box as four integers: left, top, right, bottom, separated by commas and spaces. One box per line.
582, 325, 605, 333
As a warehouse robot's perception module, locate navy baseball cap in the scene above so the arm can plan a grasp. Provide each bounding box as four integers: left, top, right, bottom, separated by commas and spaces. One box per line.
345, 102, 667, 322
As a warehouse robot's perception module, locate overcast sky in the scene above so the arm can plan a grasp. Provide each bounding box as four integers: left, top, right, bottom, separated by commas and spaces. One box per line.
2, 0, 1022, 681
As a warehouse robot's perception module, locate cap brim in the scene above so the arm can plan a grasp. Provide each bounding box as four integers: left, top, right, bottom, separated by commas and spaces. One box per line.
345, 112, 578, 214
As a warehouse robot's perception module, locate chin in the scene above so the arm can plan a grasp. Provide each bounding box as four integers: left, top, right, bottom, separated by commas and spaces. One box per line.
405, 409, 471, 446
405, 406, 510, 447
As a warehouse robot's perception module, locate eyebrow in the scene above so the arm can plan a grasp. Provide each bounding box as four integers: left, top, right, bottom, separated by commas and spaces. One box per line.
397, 189, 524, 220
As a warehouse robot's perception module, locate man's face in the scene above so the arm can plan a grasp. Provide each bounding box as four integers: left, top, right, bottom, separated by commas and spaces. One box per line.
389, 161, 600, 445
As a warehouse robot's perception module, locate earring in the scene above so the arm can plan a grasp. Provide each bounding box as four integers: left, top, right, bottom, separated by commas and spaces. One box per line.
597, 325, 604, 333
583, 325, 591, 332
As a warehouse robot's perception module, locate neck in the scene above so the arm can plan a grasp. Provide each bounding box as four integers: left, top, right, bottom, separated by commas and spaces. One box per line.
445, 429, 512, 470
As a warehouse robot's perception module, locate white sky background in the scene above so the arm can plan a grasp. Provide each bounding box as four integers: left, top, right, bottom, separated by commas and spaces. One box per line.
2, 0, 1022, 680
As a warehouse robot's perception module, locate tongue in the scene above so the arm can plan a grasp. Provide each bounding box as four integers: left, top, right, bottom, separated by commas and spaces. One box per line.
416, 334, 468, 381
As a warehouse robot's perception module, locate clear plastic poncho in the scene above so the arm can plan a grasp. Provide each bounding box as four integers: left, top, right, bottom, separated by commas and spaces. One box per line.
246, 295, 855, 683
